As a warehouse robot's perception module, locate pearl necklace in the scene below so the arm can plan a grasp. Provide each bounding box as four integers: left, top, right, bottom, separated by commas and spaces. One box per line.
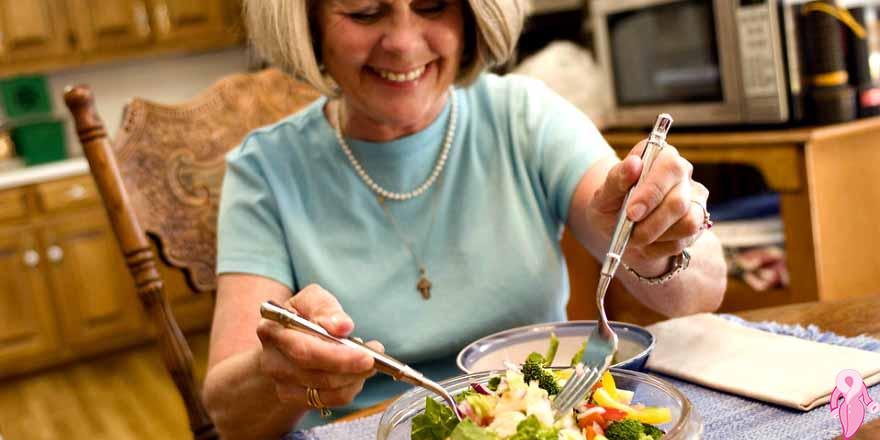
333, 91, 457, 201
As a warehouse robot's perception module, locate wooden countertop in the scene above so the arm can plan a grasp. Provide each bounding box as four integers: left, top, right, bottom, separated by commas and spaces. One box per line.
602, 116, 880, 148
0, 157, 88, 190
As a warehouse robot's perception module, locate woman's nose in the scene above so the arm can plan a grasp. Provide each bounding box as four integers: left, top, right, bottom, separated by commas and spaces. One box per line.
381, 15, 423, 55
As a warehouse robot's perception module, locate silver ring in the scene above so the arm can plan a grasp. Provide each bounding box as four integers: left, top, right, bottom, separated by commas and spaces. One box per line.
692, 200, 713, 231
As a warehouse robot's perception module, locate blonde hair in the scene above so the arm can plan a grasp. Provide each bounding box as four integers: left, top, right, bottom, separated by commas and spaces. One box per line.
244, 0, 529, 96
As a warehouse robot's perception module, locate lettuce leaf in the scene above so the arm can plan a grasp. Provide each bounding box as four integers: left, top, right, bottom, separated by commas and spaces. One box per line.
448, 420, 500, 440
509, 415, 559, 440
411, 397, 459, 440
570, 340, 587, 367
543, 332, 559, 367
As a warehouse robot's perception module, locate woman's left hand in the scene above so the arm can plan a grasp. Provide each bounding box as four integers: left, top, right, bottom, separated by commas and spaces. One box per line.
586, 140, 710, 273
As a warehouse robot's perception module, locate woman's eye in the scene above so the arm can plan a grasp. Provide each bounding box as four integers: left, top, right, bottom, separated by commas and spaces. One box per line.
348, 9, 382, 23
414, 1, 448, 15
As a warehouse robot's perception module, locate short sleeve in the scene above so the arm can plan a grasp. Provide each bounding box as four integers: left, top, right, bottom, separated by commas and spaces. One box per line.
514, 75, 616, 223
216, 136, 295, 290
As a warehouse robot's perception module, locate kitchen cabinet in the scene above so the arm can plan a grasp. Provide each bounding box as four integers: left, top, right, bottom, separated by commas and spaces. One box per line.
0, 0, 72, 63
0, 0, 243, 77
66, 0, 153, 53
0, 172, 214, 378
148, 0, 226, 42
0, 222, 61, 370
42, 209, 146, 352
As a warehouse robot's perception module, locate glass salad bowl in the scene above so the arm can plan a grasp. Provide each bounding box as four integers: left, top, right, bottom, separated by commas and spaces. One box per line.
376, 368, 703, 440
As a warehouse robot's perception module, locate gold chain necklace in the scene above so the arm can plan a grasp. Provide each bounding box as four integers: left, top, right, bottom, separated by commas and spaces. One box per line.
377, 186, 442, 299
333, 93, 455, 299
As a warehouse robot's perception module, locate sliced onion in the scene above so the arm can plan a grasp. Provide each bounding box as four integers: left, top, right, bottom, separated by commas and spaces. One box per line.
576, 406, 606, 420
471, 383, 492, 395
459, 400, 475, 421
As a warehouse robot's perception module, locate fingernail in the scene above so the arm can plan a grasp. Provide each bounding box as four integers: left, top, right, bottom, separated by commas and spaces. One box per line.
629, 203, 646, 221
329, 313, 353, 332
329, 313, 345, 327
358, 356, 373, 371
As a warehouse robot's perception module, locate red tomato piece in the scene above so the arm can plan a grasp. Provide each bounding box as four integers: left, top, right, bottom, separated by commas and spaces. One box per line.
603, 408, 629, 422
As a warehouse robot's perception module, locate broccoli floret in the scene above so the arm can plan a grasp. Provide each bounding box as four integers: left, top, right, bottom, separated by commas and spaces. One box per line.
604, 419, 645, 440
604, 419, 666, 440
641, 423, 665, 439
526, 352, 545, 364
521, 352, 560, 395
487, 376, 501, 391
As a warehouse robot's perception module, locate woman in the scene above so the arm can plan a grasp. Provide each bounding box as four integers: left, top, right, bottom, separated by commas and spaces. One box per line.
201, 0, 727, 438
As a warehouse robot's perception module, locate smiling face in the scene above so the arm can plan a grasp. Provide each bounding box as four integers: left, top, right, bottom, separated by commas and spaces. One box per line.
316, 0, 465, 141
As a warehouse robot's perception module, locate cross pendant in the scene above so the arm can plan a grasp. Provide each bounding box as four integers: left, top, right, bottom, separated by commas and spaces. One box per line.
417, 269, 432, 300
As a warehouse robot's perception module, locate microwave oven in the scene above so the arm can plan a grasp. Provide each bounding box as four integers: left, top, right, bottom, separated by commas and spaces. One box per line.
592, 0, 801, 128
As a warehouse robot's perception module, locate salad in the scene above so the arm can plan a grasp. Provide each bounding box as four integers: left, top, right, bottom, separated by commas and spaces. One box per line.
411, 334, 671, 440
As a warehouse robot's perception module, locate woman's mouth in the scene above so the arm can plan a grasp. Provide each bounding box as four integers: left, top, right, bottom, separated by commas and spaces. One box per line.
371, 64, 428, 83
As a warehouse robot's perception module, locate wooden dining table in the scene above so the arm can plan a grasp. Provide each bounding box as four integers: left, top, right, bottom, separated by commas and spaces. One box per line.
336, 293, 880, 439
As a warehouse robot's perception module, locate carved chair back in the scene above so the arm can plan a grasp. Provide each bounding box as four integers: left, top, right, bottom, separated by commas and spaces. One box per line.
63, 69, 320, 440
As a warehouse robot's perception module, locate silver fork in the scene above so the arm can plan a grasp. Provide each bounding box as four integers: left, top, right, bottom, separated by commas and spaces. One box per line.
553, 114, 673, 420
551, 363, 600, 418
259, 301, 463, 421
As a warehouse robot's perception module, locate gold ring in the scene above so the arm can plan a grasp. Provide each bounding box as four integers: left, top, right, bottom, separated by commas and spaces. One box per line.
306, 387, 332, 418
692, 200, 713, 231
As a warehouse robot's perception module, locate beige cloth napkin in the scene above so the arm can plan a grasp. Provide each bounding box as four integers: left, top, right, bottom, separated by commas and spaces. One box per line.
645, 313, 880, 411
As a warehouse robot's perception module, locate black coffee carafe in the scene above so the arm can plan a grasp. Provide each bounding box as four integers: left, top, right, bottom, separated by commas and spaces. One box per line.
845, 4, 880, 118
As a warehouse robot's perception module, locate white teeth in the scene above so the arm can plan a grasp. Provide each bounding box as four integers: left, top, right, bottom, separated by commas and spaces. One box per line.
376, 65, 425, 82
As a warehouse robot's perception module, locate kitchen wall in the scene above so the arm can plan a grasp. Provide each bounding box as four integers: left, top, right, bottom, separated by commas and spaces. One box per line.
48, 47, 250, 157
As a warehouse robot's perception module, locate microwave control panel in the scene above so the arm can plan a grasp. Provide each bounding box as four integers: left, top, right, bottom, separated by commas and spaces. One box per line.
736, 3, 782, 98
735, 0, 788, 121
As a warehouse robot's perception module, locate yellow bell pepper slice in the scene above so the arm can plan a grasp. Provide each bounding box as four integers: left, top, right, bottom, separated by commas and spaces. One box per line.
592, 388, 631, 412
627, 407, 672, 425
592, 388, 673, 424
600, 371, 619, 401
616, 389, 634, 405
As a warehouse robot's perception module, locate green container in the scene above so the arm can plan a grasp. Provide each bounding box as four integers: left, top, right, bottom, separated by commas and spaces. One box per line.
0, 75, 52, 118
11, 117, 67, 166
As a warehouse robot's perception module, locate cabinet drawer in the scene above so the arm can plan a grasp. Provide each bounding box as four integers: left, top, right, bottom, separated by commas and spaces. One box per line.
0, 189, 28, 221
36, 175, 100, 212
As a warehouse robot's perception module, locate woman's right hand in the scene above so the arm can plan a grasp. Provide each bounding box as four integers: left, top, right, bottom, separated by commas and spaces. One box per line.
255, 284, 383, 409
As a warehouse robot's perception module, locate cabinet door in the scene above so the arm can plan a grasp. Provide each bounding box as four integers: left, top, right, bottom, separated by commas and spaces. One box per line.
0, 0, 71, 62
42, 209, 145, 351
65, 0, 152, 53
148, 0, 225, 42
0, 225, 59, 367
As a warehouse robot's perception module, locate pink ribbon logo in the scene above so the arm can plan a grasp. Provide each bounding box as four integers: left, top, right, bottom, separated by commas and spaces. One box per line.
830, 369, 880, 439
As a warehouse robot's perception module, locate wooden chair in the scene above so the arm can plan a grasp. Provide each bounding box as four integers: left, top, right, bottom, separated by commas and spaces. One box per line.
63, 68, 320, 440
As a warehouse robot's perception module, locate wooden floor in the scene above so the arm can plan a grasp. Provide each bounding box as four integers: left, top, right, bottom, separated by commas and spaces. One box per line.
0, 332, 210, 440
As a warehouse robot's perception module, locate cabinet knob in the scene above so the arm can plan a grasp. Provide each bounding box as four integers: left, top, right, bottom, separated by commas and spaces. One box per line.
23, 249, 40, 267
47, 245, 64, 263
66, 184, 87, 200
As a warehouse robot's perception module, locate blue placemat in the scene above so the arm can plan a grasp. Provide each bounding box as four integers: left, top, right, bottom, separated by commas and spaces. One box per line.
288, 315, 880, 439
287, 413, 383, 440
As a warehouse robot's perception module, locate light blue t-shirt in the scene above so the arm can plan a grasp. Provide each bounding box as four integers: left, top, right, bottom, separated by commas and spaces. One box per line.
217, 73, 614, 428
